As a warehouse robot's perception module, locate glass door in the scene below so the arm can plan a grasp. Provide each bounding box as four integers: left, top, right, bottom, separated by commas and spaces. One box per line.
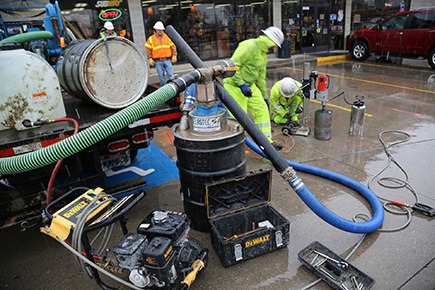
301, 3, 330, 53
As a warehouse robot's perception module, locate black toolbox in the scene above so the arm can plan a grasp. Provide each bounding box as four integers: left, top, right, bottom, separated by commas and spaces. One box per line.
298, 241, 375, 290
205, 169, 290, 267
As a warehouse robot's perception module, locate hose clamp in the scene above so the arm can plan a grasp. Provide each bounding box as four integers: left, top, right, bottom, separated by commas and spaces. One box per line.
168, 82, 180, 95
290, 177, 304, 192
280, 166, 297, 182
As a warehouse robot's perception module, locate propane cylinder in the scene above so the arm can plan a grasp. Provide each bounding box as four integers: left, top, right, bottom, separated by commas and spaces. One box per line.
349, 96, 366, 137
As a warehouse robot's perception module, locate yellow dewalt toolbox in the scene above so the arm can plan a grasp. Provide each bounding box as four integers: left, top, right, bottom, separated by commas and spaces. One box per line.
205, 169, 290, 267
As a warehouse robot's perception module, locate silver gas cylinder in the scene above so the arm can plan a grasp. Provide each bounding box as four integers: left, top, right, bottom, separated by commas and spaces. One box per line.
349, 95, 366, 137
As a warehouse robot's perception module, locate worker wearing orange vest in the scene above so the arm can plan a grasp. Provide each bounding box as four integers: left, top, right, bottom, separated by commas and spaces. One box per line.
145, 21, 177, 86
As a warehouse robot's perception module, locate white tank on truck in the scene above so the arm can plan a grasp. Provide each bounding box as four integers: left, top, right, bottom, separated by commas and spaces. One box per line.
0, 49, 66, 131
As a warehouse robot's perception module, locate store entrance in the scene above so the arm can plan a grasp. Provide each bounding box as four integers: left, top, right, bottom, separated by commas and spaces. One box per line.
301, 3, 330, 53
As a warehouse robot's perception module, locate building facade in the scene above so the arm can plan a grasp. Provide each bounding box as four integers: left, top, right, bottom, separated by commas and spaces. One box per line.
1, 0, 416, 62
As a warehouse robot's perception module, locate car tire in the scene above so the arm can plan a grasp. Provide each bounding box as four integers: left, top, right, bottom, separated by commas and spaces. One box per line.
351, 41, 370, 61
428, 48, 435, 69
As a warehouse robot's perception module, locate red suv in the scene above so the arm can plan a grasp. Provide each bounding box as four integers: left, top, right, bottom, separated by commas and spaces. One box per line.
347, 8, 435, 69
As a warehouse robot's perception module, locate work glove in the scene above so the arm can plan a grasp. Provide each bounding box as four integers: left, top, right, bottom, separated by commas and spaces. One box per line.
148, 58, 155, 66
284, 113, 293, 120
171, 55, 177, 63
239, 84, 252, 97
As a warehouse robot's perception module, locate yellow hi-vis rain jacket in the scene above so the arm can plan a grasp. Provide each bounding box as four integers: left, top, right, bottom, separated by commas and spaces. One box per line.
270, 80, 303, 124
223, 35, 276, 143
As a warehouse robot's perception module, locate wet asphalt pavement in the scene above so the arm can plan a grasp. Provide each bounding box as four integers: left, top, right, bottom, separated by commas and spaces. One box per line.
1, 53, 434, 290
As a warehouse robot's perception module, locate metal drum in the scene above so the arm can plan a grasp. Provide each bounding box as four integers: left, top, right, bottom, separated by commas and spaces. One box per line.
314, 109, 332, 140
173, 120, 247, 232
56, 37, 149, 109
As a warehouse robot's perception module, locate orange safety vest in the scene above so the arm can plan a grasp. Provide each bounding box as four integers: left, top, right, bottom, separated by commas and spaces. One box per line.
145, 34, 174, 59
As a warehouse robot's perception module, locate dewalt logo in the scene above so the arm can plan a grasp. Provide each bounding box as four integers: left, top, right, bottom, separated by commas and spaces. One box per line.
58, 198, 93, 224
63, 201, 88, 218
245, 235, 270, 248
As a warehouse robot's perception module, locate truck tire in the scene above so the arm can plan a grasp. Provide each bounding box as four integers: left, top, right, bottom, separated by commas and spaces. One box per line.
351, 41, 370, 61
130, 149, 138, 161
428, 48, 435, 69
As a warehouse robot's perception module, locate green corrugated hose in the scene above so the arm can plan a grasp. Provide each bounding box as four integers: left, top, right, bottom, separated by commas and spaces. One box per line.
0, 31, 53, 44
0, 85, 177, 175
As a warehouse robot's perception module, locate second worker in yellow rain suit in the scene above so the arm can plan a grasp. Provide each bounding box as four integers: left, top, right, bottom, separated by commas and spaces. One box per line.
270, 77, 304, 125
223, 27, 284, 150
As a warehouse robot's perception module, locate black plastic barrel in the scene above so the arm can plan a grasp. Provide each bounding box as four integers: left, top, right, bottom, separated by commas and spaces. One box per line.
173, 121, 247, 232
278, 39, 291, 58
314, 109, 332, 140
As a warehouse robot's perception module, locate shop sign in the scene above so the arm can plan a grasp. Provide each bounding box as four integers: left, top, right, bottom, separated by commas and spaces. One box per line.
99, 8, 122, 21
94, 0, 125, 9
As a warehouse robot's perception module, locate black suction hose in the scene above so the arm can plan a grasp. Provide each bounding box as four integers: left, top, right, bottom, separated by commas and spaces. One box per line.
214, 84, 289, 171
165, 25, 384, 233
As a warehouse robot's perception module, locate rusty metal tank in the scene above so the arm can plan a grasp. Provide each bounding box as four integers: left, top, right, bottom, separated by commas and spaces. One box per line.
0, 49, 66, 131
56, 37, 149, 109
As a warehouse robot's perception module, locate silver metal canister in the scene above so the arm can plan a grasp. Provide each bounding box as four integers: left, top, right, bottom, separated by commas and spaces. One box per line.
349, 96, 366, 137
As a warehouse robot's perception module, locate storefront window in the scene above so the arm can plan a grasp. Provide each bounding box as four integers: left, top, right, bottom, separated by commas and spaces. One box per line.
282, 2, 301, 54
282, 0, 344, 53
180, 1, 217, 60
330, 1, 345, 49
59, 1, 132, 40
142, 0, 271, 62
142, 0, 180, 39
217, 1, 271, 55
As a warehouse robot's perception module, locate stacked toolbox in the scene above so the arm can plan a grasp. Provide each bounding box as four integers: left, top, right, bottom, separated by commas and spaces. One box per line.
205, 169, 290, 267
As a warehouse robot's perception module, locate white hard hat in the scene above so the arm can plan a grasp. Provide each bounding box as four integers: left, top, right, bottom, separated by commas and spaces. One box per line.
153, 21, 165, 30
279, 77, 299, 98
104, 21, 114, 30
261, 26, 284, 48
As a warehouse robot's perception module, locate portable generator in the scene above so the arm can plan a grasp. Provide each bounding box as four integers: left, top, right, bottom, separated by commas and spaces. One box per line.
41, 187, 208, 290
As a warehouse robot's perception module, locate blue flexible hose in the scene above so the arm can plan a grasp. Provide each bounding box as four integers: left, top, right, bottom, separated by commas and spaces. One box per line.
246, 138, 384, 233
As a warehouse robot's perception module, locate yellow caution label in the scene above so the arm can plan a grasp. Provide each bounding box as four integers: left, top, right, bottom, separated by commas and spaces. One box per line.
164, 245, 173, 261
32, 92, 48, 104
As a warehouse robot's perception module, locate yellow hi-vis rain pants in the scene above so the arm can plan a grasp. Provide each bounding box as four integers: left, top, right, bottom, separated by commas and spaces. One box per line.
223, 82, 273, 143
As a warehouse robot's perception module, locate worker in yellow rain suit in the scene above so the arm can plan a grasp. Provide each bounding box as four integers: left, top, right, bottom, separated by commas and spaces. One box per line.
270, 77, 304, 125
223, 27, 284, 150
100, 21, 117, 38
